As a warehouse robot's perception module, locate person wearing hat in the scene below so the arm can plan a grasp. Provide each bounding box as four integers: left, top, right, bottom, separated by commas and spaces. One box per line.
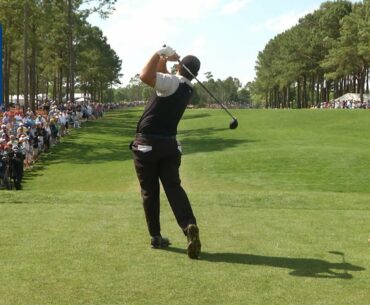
17, 123, 28, 138
130, 45, 201, 259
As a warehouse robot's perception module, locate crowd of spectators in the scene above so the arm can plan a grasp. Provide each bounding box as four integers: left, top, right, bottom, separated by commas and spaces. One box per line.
0, 100, 123, 190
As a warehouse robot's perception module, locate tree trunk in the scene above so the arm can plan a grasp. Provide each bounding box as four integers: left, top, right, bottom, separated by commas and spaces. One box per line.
30, 25, 36, 113
23, 1, 29, 109
326, 80, 331, 103
265, 90, 268, 109
334, 79, 338, 99
311, 76, 315, 107
302, 75, 307, 108
58, 67, 63, 103
316, 80, 320, 107
342, 76, 346, 94
353, 75, 356, 93
297, 79, 301, 109
100, 84, 103, 103
359, 67, 366, 103
275, 86, 278, 108
4, 29, 10, 109
68, 0, 75, 103
53, 73, 57, 102
286, 85, 290, 108
320, 80, 326, 105
46, 80, 49, 98
16, 62, 20, 105
66, 70, 70, 101
36, 69, 39, 107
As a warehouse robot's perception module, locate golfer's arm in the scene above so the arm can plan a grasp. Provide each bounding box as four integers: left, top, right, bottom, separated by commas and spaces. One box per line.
156, 57, 169, 74
140, 54, 168, 88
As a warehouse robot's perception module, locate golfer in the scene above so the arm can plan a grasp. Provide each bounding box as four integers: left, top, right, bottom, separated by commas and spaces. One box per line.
131, 45, 201, 259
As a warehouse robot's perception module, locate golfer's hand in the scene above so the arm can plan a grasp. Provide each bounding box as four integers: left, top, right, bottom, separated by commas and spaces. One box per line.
157, 45, 176, 57
166, 53, 180, 62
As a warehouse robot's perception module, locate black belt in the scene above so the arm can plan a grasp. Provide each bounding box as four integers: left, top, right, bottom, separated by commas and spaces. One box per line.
136, 133, 176, 140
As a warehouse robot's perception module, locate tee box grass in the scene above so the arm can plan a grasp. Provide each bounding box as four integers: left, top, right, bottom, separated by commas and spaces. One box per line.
0, 108, 369, 305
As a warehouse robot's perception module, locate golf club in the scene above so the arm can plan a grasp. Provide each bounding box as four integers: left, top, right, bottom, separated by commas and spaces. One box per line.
178, 60, 238, 130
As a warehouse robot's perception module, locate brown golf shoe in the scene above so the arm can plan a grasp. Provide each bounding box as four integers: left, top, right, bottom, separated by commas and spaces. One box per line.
186, 224, 201, 259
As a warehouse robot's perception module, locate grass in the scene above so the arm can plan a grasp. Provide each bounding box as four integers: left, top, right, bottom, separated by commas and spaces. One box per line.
0, 108, 369, 305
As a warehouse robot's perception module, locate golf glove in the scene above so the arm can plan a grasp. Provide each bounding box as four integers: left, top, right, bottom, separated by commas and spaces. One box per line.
157, 45, 176, 57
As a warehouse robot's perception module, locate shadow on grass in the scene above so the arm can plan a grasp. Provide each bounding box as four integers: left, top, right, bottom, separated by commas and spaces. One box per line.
182, 112, 212, 120
181, 136, 251, 155
164, 247, 364, 279
20, 109, 250, 183
29, 113, 249, 165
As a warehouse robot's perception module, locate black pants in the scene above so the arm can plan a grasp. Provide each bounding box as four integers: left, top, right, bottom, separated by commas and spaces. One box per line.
131, 136, 196, 237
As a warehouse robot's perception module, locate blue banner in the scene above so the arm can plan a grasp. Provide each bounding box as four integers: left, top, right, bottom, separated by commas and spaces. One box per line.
0, 24, 2, 108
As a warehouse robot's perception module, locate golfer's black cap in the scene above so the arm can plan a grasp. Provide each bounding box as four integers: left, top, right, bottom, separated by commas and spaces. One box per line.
180, 55, 201, 77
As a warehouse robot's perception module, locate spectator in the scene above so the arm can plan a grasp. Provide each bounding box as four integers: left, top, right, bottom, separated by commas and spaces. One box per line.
26, 107, 34, 117
2, 112, 9, 125
0, 99, 116, 190
17, 123, 28, 138
49, 119, 59, 146
21, 135, 32, 170
11, 145, 23, 190
1, 125, 10, 143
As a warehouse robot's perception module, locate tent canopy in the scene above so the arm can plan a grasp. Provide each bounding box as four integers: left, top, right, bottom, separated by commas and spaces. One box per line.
333, 93, 370, 102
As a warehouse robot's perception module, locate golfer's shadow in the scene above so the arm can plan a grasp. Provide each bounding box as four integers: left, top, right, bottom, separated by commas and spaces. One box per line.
164, 248, 364, 279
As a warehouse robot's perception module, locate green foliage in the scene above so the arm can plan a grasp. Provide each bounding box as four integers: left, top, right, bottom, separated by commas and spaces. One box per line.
254, 0, 360, 107
192, 76, 249, 107
112, 72, 251, 107
112, 74, 153, 102
323, 1, 370, 86
76, 23, 122, 100
0, 0, 121, 106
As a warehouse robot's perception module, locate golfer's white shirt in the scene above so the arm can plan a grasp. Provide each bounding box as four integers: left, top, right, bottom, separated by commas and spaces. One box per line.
155, 73, 192, 97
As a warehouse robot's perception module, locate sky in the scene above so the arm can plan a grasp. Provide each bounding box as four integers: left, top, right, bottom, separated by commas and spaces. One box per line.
87, 0, 333, 87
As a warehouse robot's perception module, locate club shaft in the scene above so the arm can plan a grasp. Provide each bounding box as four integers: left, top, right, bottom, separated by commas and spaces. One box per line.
180, 62, 236, 120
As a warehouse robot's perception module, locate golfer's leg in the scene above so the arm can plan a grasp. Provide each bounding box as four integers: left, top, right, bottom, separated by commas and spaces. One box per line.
159, 150, 196, 230
133, 151, 161, 237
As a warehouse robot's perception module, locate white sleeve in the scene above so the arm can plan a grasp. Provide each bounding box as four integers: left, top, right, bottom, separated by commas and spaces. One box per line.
155, 73, 180, 97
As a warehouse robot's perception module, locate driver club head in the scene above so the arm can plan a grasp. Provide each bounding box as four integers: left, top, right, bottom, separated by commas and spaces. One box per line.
229, 118, 238, 130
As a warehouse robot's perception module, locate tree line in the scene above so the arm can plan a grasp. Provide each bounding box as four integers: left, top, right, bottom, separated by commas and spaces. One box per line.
0, 0, 121, 111
113, 73, 252, 108
6, 0, 362, 111
252, 0, 370, 108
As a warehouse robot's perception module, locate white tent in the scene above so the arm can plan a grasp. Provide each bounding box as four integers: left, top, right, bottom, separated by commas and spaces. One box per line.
333, 93, 370, 102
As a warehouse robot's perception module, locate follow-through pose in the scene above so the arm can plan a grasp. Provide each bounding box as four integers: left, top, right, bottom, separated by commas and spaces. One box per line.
131, 45, 201, 259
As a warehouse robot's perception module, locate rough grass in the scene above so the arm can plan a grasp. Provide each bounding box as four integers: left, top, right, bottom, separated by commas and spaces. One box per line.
0, 108, 369, 305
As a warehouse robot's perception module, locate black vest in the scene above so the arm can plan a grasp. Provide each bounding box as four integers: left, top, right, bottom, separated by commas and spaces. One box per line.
136, 82, 193, 136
